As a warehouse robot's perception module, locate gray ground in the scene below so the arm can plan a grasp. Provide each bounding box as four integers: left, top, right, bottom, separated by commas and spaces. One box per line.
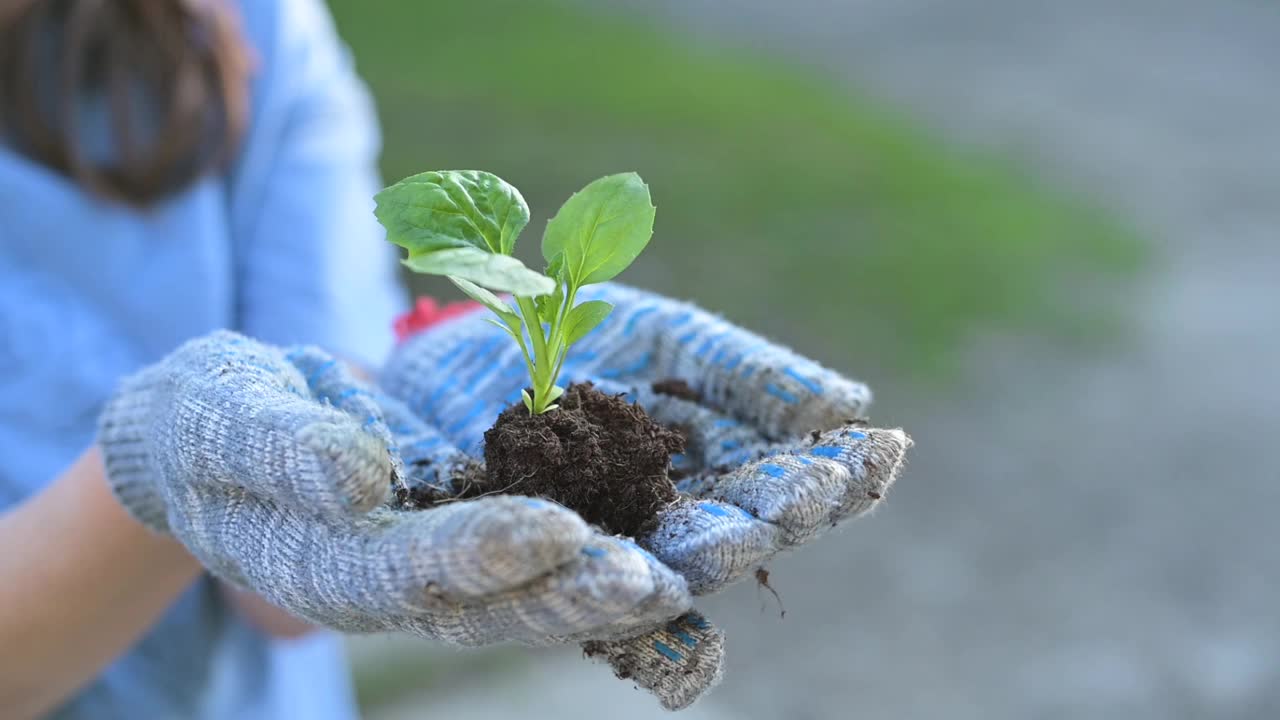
363, 1, 1280, 717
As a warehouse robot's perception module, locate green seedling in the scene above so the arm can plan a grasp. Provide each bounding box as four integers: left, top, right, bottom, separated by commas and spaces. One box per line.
375, 170, 655, 414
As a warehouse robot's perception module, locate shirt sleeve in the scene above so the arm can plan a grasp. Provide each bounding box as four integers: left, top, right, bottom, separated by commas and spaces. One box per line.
227, 0, 405, 368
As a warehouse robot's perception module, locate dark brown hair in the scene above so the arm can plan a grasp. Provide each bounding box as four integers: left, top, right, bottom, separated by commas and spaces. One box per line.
0, 0, 252, 206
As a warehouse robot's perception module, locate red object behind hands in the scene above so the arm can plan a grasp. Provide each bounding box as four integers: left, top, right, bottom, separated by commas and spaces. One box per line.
393, 297, 483, 342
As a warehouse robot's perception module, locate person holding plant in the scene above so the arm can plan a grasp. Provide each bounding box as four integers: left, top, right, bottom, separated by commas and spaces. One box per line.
0, 1, 909, 718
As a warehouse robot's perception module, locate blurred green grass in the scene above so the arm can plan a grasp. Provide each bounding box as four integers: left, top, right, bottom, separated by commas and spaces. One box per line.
349, 639, 525, 713
328, 0, 1143, 379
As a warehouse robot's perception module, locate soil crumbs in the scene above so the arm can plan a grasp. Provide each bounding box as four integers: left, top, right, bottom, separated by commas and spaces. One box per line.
651, 378, 701, 402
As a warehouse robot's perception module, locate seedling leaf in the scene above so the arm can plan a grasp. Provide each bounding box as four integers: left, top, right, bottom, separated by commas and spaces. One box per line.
521, 389, 535, 413
535, 281, 565, 325
562, 300, 613, 346
404, 247, 555, 296
546, 385, 566, 405
375, 170, 529, 256
453, 274, 517, 316
546, 252, 566, 282
484, 317, 518, 339
541, 172, 655, 286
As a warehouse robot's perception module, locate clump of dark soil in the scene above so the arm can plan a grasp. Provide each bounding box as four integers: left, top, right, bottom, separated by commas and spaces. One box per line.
479, 382, 684, 537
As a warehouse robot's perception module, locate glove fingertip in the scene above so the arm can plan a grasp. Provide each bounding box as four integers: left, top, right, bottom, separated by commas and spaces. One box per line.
422, 496, 592, 598
849, 426, 912, 507
296, 420, 394, 515
641, 499, 778, 595
583, 611, 726, 711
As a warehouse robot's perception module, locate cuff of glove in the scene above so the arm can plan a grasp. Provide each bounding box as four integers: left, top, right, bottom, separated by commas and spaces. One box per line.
96, 365, 171, 533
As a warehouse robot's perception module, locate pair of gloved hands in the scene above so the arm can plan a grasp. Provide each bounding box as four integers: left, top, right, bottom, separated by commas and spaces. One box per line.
99, 283, 910, 710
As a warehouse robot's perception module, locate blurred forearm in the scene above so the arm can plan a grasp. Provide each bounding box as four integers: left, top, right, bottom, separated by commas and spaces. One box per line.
0, 448, 201, 719
222, 583, 317, 639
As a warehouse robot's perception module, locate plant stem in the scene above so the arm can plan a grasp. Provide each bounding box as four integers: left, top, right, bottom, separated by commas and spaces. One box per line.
547, 286, 578, 389
515, 296, 554, 413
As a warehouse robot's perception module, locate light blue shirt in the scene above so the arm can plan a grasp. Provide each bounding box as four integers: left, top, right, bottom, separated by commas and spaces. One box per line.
0, 0, 404, 717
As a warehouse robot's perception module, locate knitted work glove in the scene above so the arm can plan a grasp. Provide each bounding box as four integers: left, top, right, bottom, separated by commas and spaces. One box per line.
97, 331, 690, 647
381, 283, 911, 709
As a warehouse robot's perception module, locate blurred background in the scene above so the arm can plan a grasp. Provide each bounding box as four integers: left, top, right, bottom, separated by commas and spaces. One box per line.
332, 1, 1278, 718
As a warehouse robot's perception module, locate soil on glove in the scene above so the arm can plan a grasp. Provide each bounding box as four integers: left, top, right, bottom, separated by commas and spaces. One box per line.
651, 378, 701, 402
479, 382, 683, 537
